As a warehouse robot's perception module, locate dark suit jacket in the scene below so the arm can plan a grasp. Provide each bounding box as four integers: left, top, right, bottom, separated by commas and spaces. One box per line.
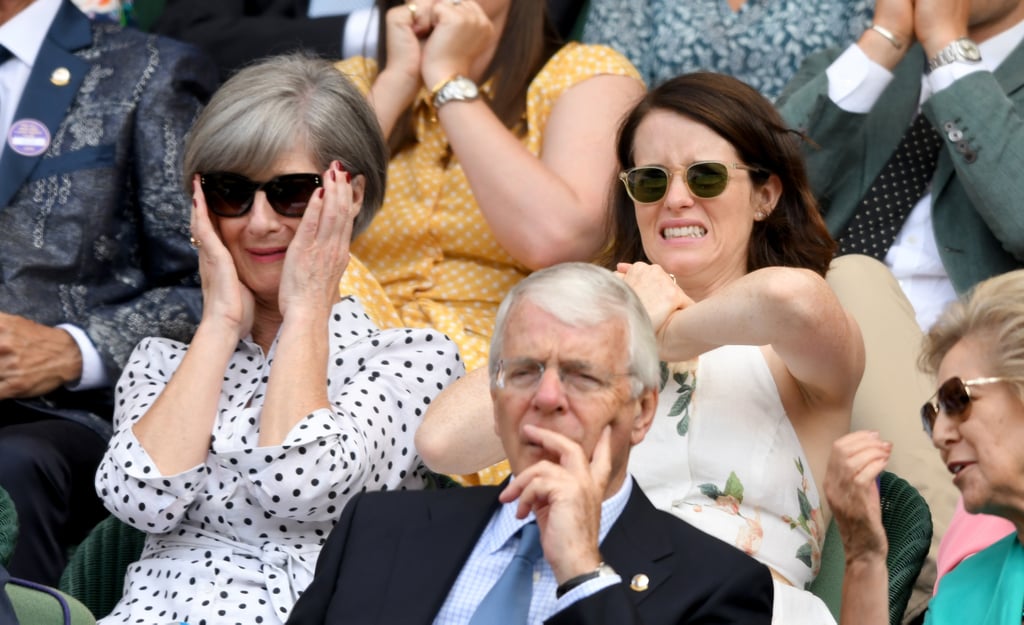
777, 40, 1024, 295
287, 480, 774, 624
154, 0, 586, 82
0, 1, 217, 436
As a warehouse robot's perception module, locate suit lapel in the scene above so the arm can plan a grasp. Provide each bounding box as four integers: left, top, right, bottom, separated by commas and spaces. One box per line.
378, 486, 503, 623
599, 481, 674, 606
0, 1, 91, 207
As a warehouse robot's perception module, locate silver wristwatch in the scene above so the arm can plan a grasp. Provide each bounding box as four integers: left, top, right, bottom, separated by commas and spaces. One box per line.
928, 37, 982, 71
432, 75, 480, 109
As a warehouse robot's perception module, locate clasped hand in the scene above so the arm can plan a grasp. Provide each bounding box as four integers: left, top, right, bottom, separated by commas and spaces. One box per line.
616, 262, 693, 339
383, 0, 495, 97
873, 0, 970, 56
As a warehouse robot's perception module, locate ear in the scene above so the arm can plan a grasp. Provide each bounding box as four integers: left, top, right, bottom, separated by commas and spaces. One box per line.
753, 172, 782, 220
629, 387, 658, 446
349, 173, 366, 218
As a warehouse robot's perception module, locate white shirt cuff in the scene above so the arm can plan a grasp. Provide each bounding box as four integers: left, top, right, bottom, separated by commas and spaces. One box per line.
554, 573, 622, 611
57, 323, 110, 391
342, 7, 379, 59
925, 61, 985, 98
827, 44, 895, 113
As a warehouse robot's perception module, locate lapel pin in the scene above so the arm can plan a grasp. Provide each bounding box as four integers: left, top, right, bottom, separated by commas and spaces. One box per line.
8, 119, 51, 157
630, 573, 650, 592
50, 67, 71, 86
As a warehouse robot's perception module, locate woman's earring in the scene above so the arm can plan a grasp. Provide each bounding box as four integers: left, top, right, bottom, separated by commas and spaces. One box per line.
755, 210, 767, 220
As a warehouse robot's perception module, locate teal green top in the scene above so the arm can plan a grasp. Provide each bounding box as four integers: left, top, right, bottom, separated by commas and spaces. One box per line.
925, 532, 1024, 625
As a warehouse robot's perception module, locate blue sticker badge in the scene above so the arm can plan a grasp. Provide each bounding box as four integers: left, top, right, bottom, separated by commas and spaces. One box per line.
8, 119, 51, 157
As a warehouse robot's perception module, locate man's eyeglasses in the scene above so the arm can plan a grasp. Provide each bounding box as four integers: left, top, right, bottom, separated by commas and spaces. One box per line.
920, 376, 1020, 437
618, 161, 766, 204
494, 358, 631, 397
200, 172, 323, 218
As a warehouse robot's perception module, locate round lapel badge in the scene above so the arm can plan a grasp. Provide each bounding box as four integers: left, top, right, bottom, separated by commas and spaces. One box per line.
8, 119, 51, 157
50, 67, 71, 86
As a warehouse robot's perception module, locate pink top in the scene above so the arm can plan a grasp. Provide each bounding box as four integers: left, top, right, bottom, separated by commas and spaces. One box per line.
935, 496, 1015, 593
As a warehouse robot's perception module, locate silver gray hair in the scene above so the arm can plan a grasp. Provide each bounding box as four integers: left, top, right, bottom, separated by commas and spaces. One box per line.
182, 53, 387, 237
489, 262, 660, 396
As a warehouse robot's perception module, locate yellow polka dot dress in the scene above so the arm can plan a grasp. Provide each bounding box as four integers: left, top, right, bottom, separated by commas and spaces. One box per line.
337, 43, 640, 485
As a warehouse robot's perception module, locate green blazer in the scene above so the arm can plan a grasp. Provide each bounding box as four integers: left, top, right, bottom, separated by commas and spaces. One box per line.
777, 40, 1024, 294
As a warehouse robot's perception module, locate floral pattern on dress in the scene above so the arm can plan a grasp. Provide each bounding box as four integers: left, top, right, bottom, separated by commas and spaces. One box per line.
781, 457, 825, 587
660, 361, 696, 436
692, 471, 764, 557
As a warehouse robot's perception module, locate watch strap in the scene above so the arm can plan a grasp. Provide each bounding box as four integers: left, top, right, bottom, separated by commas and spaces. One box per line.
555, 562, 616, 598
928, 37, 981, 72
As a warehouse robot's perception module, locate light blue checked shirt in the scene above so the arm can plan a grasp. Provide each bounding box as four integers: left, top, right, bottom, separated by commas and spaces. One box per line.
433, 477, 632, 625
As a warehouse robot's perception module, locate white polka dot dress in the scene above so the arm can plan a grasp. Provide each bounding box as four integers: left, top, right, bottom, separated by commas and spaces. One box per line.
95, 297, 464, 625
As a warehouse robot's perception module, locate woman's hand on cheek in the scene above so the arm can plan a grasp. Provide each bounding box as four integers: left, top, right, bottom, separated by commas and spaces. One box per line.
192, 175, 254, 340
277, 161, 357, 320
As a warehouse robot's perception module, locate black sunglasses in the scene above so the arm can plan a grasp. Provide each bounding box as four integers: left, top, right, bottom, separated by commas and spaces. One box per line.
200, 172, 323, 218
920, 376, 1015, 437
618, 161, 766, 203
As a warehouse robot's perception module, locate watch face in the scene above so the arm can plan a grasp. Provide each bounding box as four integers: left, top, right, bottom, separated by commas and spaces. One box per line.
957, 39, 982, 61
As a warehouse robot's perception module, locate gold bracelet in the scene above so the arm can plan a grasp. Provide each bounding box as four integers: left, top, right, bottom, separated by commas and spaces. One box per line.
870, 24, 902, 50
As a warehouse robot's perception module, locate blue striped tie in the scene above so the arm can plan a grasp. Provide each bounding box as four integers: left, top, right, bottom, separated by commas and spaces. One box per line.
469, 522, 543, 625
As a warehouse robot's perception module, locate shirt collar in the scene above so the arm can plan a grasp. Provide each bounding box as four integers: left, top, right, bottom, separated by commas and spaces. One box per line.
978, 17, 1024, 71
0, 0, 63, 68
482, 474, 634, 555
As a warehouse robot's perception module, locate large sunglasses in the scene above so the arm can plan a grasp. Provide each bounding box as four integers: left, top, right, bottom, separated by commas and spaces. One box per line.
618, 161, 765, 203
920, 376, 1017, 437
200, 172, 323, 218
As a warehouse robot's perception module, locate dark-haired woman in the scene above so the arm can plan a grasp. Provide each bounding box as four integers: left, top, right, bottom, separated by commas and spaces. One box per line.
611, 72, 863, 623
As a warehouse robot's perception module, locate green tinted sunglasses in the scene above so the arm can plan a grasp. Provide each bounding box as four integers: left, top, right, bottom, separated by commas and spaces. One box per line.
618, 161, 765, 203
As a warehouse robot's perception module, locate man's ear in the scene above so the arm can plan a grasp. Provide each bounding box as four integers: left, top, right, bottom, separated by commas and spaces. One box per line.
630, 387, 658, 446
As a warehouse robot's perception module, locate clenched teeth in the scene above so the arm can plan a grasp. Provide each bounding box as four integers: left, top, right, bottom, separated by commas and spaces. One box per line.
662, 225, 707, 239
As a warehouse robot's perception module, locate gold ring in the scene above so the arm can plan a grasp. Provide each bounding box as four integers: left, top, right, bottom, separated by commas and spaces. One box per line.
407, 2, 416, 16
189, 235, 201, 249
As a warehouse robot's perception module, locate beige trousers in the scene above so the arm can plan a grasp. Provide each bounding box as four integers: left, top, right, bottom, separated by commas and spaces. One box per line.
826, 255, 959, 620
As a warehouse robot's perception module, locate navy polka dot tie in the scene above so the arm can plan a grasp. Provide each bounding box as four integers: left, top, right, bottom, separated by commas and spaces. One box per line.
837, 114, 944, 260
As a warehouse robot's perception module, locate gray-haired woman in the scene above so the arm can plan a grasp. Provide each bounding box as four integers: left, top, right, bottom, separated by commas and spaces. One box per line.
827, 268, 1024, 625
94, 54, 463, 625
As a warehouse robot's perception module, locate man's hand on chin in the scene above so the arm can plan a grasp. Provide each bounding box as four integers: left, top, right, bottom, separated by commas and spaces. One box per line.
0, 313, 83, 400
498, 424, 612, 584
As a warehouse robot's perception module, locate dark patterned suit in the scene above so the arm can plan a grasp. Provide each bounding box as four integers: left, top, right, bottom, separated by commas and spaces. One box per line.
287, 481, 774, 625
0, 0, 216, 583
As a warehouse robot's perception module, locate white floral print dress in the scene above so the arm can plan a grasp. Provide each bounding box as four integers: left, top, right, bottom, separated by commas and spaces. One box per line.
629, 344, 835, 624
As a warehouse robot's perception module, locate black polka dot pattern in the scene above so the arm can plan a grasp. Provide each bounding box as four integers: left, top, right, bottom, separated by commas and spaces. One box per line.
95, 298, 464, 624
837, 113, 944, 260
